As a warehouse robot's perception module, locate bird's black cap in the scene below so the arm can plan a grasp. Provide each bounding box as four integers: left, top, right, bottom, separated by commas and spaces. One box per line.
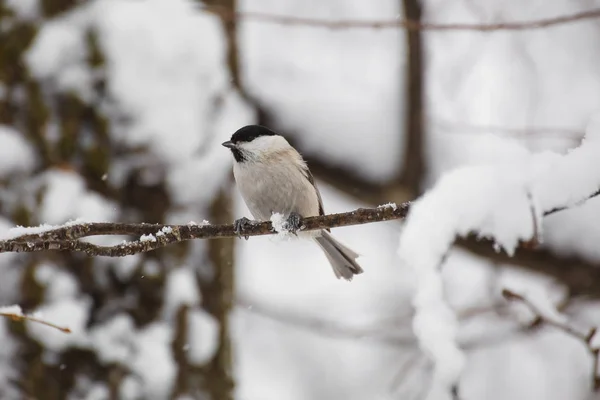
230, 125, 278, 144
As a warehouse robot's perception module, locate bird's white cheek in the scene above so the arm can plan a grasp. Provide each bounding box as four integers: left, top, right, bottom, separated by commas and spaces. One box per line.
237, 135, 290, 154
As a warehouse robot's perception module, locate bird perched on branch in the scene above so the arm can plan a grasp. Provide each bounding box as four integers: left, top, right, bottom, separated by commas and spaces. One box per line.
222, 125, 363, 280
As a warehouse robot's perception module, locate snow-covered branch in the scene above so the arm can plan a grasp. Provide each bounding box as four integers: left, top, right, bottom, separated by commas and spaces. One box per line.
2, 184, 599, 258
0, 184, 598, 259
397, 120, 600, 399
0, 305, 71, 334
502, 289, 600, 390
0, 204, 410, 256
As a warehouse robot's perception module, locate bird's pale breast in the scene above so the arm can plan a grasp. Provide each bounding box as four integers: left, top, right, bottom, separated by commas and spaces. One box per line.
233, 158, 320, 221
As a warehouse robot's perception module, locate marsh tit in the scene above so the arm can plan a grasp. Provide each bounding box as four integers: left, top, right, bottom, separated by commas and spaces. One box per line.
222, 125, 364, 281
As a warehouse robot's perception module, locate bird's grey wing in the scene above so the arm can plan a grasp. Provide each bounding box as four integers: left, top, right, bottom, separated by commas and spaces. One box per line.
301, 166, 324, 216
300, 164, 331, 233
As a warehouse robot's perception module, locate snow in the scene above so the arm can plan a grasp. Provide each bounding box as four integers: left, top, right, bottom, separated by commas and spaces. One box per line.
83, 385, 110, 400
111, 253, 141, 281
0, 223, 57, 241
462, 330, 591, 400
498, 268, 570, 326
7, 0, 600, 399
140, 234, 157, 243
511, 288, 568, 325
24, 0, 254, 210
119, 376, 142, 400
270, 212, 289, 235
234, 182, 414, 400
0, 126, 36, 176
5, 0, 40, 21
39, 169, 118, 225
0, 317, 19, 398
158, 226, 172, 235
398, 119, 600, 397
533, 116, 600, 212
143, 259, 162, 277
129, 323, 176, 400
26, 297, 91, 351
423, 0, 600, 264
34, 263, 79, 301
90, 314, 135, 364
5, 0, 40, 19
0, 0, 252, 398
166, 87, 255, 207
94, 0, 228, 162
186, 309, 219, 365
378, 202, 398, 211
239, 0, 404, 181
163, 267, 201, 319
25, 7, 94, 101
0, 219, 114, 243
187, 220, 211, 226
0, 305, 22, 315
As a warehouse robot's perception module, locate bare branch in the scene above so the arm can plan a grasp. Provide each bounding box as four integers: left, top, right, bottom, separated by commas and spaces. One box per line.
205, 5, 600, 32
502, 288, 600, 390
400, 0, 425, 195
544, 189, 600, 216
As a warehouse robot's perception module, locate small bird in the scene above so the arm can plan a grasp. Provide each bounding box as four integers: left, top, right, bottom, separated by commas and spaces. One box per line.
222, 125, 363, 281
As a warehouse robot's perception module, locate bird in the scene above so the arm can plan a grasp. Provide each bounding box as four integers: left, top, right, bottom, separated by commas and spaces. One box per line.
222, 125, 363, 281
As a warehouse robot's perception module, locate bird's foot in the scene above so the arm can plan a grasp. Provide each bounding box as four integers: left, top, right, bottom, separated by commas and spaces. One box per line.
284, 212, 304, 235
234, 217, 255, 240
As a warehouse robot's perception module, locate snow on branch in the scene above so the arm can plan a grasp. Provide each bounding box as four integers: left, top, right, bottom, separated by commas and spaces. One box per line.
205, 5, 600, 32
0, 305, 71, 333
0, 187, 597, 259
0, 204, 410, 256
502, 288, 600, 390
397, 119, 600, 399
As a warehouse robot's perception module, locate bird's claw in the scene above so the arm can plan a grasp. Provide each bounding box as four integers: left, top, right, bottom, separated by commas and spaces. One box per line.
234, 217, 254, 240
284, 212, 304, 235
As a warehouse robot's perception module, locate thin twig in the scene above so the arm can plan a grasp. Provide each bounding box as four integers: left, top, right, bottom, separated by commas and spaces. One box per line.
205, 5, 600, 32
0, 312, 71, 333
544, 189, 600, 216
502, 288, 600, 390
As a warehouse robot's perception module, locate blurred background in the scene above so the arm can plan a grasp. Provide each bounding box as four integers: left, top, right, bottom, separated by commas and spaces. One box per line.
1, 0, 600, 399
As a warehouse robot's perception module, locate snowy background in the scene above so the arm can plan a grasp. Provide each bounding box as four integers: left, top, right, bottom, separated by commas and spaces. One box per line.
1, 0, 600, 399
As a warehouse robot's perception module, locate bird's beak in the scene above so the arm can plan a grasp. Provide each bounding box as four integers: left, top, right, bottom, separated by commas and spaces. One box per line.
221, 141, 235, 149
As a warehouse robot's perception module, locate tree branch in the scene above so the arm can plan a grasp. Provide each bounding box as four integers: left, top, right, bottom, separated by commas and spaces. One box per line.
1, 185, 599, 259
205, 5, 600, 32
543, 189, 600, 216
400, 0, 425, 195
0, 204, 410, 256
502, 288, 600, 390
0, 307, 71, 333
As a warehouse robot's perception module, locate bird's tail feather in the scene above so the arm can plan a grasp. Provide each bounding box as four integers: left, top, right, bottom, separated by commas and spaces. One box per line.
315, 230, 363, 281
